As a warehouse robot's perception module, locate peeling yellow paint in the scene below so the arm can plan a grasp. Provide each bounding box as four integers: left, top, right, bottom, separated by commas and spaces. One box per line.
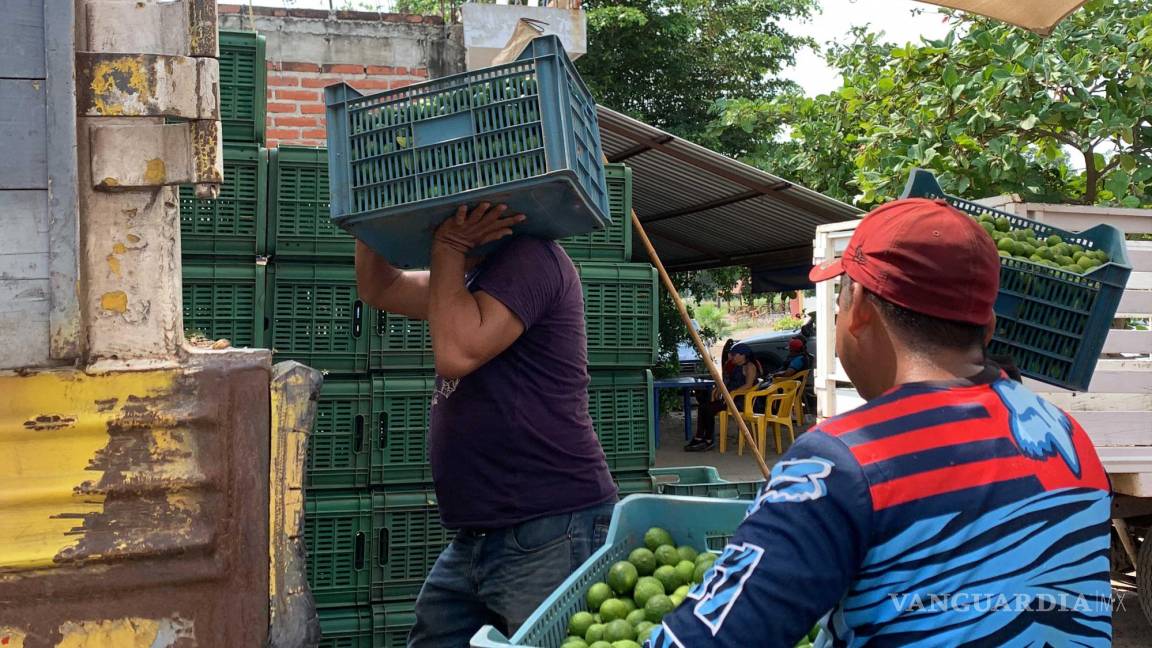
0, 370, 179, 571
143, 159, 167, 185
54, 616, 193, 648
100, 177, 119, 188
88, 57, 151, 117
106, 255, 121, 279
99, 291, 128, 313
112, 243, 127, 255
126, 234, 141, 244
0, 627, 27, 648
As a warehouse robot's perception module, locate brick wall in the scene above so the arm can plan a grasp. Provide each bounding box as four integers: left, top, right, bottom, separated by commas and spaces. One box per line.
264, 63, 430, 147
219, 4, 465, 148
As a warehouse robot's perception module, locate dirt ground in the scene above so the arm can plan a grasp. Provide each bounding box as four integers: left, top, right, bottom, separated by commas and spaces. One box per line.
652, 412, 1152, 645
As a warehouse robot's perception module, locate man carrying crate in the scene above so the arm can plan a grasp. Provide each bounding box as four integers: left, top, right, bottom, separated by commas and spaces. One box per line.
648, 199, 1113, 647
356, 202, 617, 646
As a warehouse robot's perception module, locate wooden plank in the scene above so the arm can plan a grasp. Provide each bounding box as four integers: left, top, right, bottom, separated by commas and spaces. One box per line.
1042, 391, 1152, 412
1024, 205, 1152, 236
0, 278, 49, 369
0, 80, 47, 190
0, 0, 44, 78
1118, 289, 1152, 318
0, 191, 49, 279
1126, 272, 1152, 291
1125, 242, 1152, 272
1024, 360, 1152, 394
1103, 329, 1152, 355
1078, 411, 1152, 446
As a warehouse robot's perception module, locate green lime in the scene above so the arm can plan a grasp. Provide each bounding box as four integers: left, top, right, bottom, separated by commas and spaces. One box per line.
607, 561, 639, 596
1029, 254, 1044, 263
1046, 234, 1063, 247
644, 527, 675, 551
676, 546, 699, 563
994, 217, 1010, 232
628, 547, 657, 576
670, 593, 685, 607
626, 609, 647, 626
594, 614, 602, 624
674, 585, 691, 599
570, 612, 596, 639
633, 576, 666, 608
1077, 255, 1097, 270
1094, 249, 1109, 262
1055, 254, 1075, 266
1062, 264, 1082, 274
563, 639, 588, 648
996, 237, 1015, 253
654, 565, 682, 593
674, 560, 696, 586
1016, 242, 1036, 257
635, 621, 656, 638
695, 552, 717, 567
1036, 246, 1054, 261
620, 598, 637, 613
589, 643, 613, 648
611, 642, 642, 648
600, 598, 629, 623
1070, 243, 1085, 254
587, 582, 614, 612
645, 594, 677, 623
603, 619, 636, 643
586, 624, 605, 643
654, 545, 680, 567
1081, 260, 1101, 272
979, 221, 995, 235
998, 250, 1011, 257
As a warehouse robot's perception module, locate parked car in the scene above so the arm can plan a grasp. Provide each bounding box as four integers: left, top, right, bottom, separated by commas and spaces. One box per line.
739, 312, 817, 373
677, 319, 708, 376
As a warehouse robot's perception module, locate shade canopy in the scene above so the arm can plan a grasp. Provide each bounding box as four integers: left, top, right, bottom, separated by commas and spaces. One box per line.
914, 0, 1088, 35
596, 106, 861, 286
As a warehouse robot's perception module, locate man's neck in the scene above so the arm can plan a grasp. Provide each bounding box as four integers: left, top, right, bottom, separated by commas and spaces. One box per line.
892, 347, 987, 386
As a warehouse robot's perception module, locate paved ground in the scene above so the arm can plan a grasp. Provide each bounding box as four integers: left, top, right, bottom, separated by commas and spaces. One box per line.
651, 412, 1152, 644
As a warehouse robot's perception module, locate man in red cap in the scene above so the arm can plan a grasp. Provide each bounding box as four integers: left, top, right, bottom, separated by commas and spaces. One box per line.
647, 199, 1112, 647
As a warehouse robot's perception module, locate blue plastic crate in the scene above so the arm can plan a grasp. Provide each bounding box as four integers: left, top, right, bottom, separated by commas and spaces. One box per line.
901, 169, 1132, 391
650, 466, 765, 500
325, 35, 610, 269
470, 495, 749, 647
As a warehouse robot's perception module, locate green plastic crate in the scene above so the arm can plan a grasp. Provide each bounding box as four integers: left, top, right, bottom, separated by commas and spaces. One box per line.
577, 262, 658, 367
374, 490, 454, 602
326, 36, 609, 270
305, 492, 375, 608
374, 374, 437, 487
181, 261, 266, 348
268, 264, 370, 373
268, 147, 357, 260
318, 603, 415, 648
180, 144, 268, 257
471, 495, 748, 647
588, 370, 653, 471
561, 164, 633, 261
612, 470, 656, 497
649, 467, 765, 500
219, 31, 267, 144
370, 310, 434, 371
901, 169, 1132, 391
307, 378, 385, 490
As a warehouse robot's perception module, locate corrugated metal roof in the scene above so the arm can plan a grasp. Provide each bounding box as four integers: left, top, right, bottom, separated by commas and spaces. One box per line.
596, 106, 862, 273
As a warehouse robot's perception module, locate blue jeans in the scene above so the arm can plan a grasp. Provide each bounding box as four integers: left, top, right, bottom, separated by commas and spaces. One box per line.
408, 499, 615, 647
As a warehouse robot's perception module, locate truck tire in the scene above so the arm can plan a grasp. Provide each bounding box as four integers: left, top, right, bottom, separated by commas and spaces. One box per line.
1138, 531, 1152, 625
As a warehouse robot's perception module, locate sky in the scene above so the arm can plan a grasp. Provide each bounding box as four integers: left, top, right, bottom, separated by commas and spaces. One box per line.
244, 0, 952, 96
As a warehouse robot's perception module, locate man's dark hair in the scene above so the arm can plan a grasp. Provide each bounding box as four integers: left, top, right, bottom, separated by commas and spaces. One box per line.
842, 275, 987, 354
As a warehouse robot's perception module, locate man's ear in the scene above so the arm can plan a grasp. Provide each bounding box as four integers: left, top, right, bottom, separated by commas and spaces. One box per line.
845, 281, 874, 339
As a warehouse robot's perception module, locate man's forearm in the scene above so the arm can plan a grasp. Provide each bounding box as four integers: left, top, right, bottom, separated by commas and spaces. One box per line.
355, 241, 430, 319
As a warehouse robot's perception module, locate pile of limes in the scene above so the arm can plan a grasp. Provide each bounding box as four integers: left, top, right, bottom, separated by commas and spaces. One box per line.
976, 214, 1108, 274
562, 527, 715, 648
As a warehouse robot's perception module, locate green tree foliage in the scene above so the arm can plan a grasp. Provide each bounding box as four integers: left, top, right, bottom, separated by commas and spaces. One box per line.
578, 0, 817, 153
712, 0, 1152, 207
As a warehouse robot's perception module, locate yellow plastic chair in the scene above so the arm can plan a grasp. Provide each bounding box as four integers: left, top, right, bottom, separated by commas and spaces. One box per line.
773, 369, 810, 426
719, 380, 801, 456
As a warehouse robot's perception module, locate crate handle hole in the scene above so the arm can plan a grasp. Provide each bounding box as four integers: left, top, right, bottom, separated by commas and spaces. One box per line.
378, 528, 389, 566
379, 412, 388, 449
354, 414, 365, 453
354, 531, 366, 570
353, 300, 364, 337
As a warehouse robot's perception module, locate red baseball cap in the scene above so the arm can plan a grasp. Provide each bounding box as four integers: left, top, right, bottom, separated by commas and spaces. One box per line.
809, 198, 1000, 326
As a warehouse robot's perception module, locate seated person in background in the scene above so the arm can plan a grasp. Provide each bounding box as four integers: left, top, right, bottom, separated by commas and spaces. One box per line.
686, 343, 760, 452
799, 310, 816, 340
768, 337, 809, 380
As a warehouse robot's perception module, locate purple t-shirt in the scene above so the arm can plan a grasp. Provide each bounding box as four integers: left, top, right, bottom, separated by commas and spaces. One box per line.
428, 237, 618, 529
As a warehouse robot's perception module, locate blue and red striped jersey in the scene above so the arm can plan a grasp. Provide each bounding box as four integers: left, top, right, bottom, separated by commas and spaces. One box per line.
648, 367, 1112, 647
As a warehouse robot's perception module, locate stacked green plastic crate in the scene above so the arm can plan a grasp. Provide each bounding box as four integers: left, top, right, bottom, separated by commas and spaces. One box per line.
180, 32, 268, 351
562, 164, 659, 497
264, 145, 443, 648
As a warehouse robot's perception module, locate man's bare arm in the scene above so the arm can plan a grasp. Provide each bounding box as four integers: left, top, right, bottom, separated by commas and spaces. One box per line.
355, 241, 430, 320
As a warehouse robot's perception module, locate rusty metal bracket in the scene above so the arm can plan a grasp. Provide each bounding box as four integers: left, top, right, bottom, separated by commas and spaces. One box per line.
77, 53, 219, 120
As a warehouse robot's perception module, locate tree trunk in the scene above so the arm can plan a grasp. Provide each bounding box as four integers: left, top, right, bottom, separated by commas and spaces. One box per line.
1083, 148, 1098, 204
